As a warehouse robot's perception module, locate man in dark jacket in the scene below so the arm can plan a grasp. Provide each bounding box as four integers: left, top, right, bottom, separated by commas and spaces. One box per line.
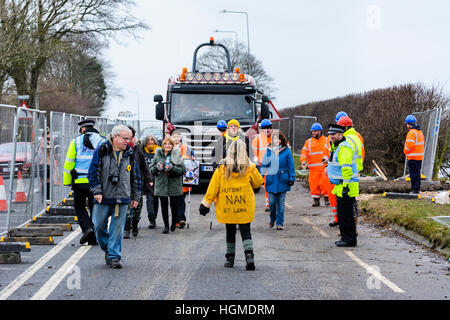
124, 126, 152, 238
88, 125, 141, 269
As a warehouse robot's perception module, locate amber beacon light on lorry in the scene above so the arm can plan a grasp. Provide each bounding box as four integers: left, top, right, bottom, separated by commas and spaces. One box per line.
177, 69, 249, 84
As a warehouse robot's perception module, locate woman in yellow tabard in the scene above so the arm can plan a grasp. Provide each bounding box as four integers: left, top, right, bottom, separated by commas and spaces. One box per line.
199, 139, 263, 270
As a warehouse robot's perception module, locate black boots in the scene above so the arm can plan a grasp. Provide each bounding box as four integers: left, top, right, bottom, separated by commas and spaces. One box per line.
244, 250, 255, 271
223, 251, 255, 270
312, 198, 320, 207
329, 221, 339, 227
224, 254, 235, 268
124, 219, 139, 238
148, 217, 156, 229
80, 228, 96, 245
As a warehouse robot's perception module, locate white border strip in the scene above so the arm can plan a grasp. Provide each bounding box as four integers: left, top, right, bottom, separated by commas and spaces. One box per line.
345, 251, 405, 293
302, 217, 330, 238
31, 245, 91, 300
0, 227, 81, 300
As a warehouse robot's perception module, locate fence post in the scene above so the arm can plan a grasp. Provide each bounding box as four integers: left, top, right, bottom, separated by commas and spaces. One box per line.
49, 112, 54, 205
293, 117, 296, 154
43, 115, 48, 206
6, 107, 20, 233
430, 108, 441, 180
28, 110, 37, 221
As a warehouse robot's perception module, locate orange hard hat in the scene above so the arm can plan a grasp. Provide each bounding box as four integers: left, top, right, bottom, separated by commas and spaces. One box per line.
337, 116, 353, 127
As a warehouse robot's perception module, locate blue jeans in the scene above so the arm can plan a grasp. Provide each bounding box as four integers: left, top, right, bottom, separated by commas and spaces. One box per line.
268, 192, 286, 227
92, 203, 128, 261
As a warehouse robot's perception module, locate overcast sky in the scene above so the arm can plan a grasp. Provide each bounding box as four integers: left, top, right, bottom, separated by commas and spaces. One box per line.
103, 0, 450, 120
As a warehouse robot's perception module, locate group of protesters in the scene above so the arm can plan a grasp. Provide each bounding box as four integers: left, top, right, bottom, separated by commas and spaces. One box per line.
64, 121, 193, 269
63, 111, 424, 270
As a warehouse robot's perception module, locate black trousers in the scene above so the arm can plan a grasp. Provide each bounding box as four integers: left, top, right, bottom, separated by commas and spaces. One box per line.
337, 195, 357, 244
73, 184, 94, 233
159, 196, 179, 227
407, 159, 422, 192
146, 194, 159, 221
178, 192, 187, 222
226, 223, 252, 244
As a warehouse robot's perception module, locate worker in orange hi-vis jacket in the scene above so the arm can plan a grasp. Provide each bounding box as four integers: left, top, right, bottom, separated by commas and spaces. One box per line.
403, 114, 425, 194
251, 119, 272, 211
300, 123, 331, 207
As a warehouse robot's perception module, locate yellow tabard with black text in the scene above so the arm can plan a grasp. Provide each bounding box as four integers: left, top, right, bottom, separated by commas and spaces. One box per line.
201, 164, 263, 224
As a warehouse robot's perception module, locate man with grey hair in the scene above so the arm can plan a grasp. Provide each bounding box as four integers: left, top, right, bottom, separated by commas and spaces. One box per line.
88, 125, 141, 269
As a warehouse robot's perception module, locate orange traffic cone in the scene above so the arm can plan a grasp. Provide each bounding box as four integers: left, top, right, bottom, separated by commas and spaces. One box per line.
0, 175, 8, 213
13, 170, 28, 203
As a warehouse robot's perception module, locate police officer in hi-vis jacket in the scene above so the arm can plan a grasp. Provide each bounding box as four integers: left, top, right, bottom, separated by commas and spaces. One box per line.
64, 120, 105, 245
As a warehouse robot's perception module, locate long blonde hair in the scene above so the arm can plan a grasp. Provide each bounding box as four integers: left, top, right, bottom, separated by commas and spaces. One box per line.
222, 139, 251, 179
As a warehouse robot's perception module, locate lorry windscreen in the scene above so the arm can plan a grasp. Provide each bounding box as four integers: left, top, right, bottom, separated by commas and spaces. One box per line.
170, 93, 254, 125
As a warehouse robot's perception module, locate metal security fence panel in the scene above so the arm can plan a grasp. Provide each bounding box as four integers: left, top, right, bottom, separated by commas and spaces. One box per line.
272, 117, 292, 147
106, 119, 116, 137
6, 107, 47, 232
0, 105, 18, 234
50, 112, 66, 206
84, 116, 110, 137
96, 117, 109, 137
292, 116, 317, 157
139, 120, 163, 142
404, 108, 441, 180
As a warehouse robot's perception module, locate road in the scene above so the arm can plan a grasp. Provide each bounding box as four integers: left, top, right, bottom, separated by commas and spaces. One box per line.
0, 183, 448, 300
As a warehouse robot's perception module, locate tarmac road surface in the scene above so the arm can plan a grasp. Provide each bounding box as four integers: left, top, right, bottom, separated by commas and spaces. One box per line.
0, 184, 448, 300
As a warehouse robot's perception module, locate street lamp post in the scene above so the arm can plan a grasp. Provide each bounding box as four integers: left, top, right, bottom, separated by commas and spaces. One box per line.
219, 9, 250, 55
212, 29, 238, 50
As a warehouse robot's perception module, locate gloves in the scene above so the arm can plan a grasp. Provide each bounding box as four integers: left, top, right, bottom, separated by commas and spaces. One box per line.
289, 180, 295, 186
199, 204, 210, 216
347, 182, 359, 197
157, 162, 164, 171
165, 162, 173, 171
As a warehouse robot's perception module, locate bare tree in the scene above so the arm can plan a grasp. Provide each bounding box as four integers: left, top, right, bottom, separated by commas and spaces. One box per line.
0, 0, 33, 64
1, 0, 148, 107
196, 38, 276, 96
281, 83, 450, 179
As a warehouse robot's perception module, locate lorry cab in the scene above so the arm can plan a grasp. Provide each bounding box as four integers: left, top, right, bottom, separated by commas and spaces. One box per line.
154, 38, 270, 183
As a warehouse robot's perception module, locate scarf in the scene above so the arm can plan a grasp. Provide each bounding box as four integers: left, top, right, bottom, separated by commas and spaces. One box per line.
144, 145, 159, 154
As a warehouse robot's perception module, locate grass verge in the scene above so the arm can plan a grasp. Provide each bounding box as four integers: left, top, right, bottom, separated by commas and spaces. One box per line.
360, 196, 450, 251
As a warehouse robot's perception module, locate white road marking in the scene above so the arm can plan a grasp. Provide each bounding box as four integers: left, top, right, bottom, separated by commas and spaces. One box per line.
31, 245, 91, 300
302, 217, 330, 238
0, 227, 81, 300
345, 251, 405, 293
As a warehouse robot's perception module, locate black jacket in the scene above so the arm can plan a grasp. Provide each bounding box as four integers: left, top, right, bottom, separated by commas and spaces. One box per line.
132, 144, 152, 195
211, 134, 252, 168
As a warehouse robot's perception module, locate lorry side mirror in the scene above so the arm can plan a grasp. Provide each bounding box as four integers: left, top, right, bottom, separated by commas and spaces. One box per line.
261, 103, 270, 120
155, 103, 165, 121
154, 95, 163, 103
